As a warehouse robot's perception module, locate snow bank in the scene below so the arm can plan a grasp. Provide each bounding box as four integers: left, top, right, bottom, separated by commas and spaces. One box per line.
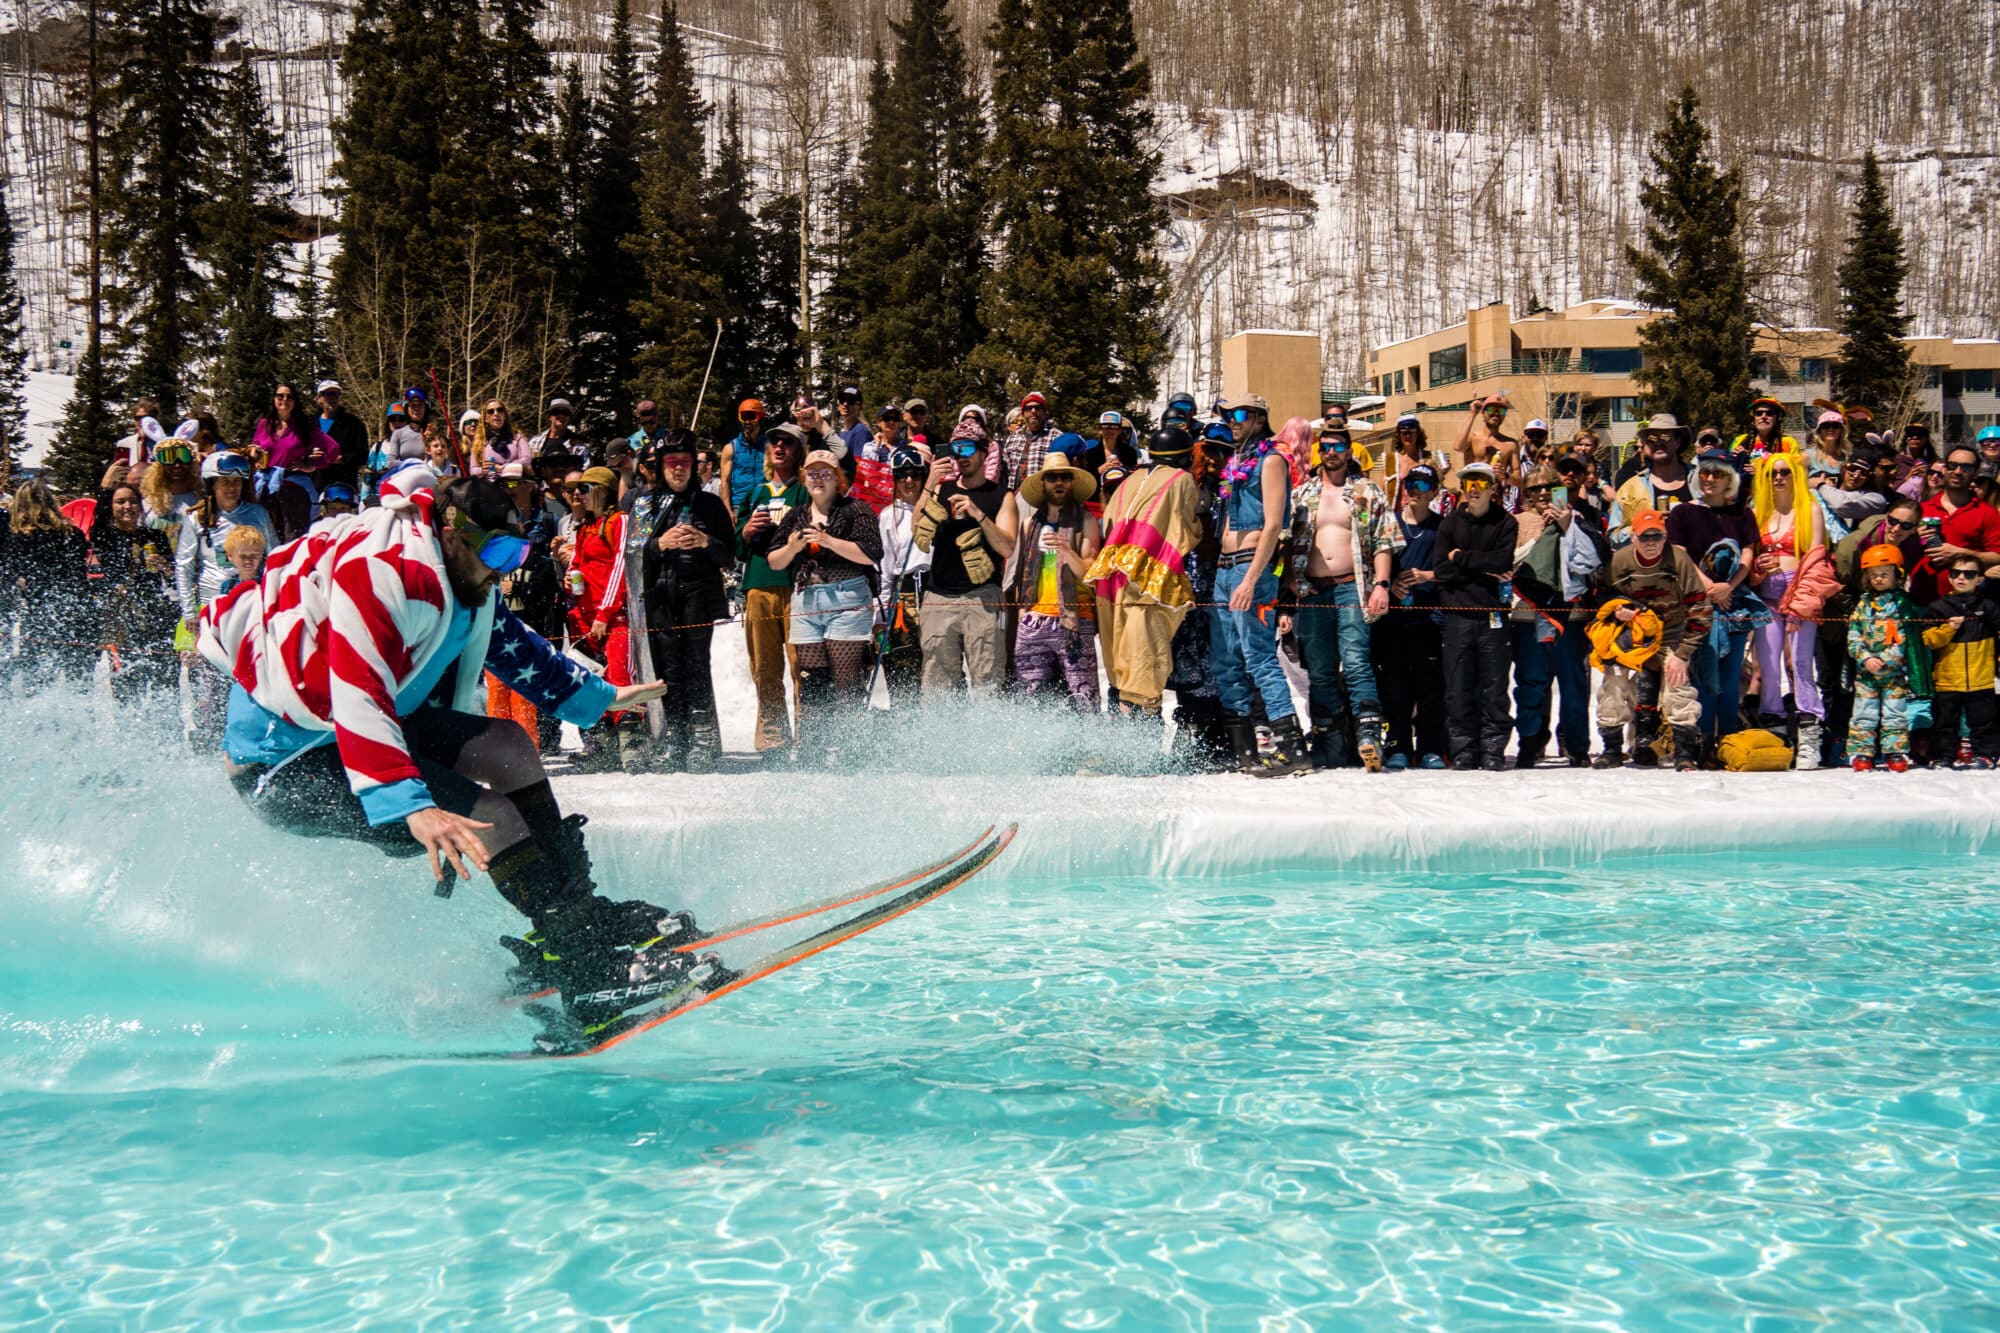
556, 766, 1999, 896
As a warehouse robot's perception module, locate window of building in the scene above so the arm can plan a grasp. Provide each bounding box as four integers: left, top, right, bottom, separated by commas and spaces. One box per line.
1585, 347, 1641, 375
1393, 370, 1406, 395
1428, 345, 1467, 386
1750, 357, 1772, 380
1408, 365, 1421, 391
1547, 393, 1580, 422
1608, 397, 1642, 422
1798, 358, 1828, 382
1960, 370, 1995, 395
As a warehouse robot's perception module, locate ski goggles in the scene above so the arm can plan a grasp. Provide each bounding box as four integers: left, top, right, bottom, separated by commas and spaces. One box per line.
153, 443, 196, 466
447, 509, 531, 574
210, 452, 255, 479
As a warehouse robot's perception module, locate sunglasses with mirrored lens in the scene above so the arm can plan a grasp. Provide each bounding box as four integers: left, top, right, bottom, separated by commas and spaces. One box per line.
1461, 478, 1493, 491
1407, 478, 1436, 491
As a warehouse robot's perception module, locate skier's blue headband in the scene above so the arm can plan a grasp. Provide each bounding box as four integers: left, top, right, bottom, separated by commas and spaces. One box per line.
446, 507, 531, 575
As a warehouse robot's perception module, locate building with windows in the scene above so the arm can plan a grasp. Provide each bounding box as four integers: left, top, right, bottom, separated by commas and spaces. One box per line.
1364, 300, 2000, 446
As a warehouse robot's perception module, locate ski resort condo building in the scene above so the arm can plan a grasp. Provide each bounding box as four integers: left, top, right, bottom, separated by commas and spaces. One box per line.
1364, 299, 2000, 447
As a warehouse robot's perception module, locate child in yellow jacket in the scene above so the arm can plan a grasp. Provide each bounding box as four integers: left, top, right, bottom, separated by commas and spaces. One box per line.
1920, 554, 2000, 768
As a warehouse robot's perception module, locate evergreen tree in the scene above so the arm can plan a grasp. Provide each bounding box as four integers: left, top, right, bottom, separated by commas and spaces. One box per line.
706, 96, 789, 403
829, 3, 987, 408
814, 51, 885, 396
624, 1, 718, 421
286, 252, 335, 391
97, 0, 228, 414
331, 0, 476, 406
572, 0, 646, 425
748, 191, 803, 411
1625, 87, 1752, 430
971, 0, 1167, 415
205, 55, 295, 438
0, 183, 27, 475
1833, 151, 1913, 413
45, 344, 119, 495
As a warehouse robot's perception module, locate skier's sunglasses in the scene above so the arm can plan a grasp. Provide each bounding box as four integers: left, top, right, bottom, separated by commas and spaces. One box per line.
447, 509, 531, 574
1225, 407, 1257, 424
1949, 568, 1983, 581
153, 443, 195, 466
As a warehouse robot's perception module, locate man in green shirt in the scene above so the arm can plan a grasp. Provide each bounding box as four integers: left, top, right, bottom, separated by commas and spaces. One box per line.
736, 423, 808, 751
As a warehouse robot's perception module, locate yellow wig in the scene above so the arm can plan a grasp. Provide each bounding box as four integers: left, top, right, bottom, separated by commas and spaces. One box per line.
1751, 452, 1815, 562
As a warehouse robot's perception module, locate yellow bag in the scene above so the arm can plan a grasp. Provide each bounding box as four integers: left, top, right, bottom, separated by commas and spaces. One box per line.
1586, 599, 1665, 670
1718, 728, 1793, 772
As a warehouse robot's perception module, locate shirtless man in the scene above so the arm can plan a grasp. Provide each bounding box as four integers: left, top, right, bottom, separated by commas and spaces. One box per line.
1455, 393, 1520, 488
1279, 424, 1400, 770
1210, 393, 1311, 776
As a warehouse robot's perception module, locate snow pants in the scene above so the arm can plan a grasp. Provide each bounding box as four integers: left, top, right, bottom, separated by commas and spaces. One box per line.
1849, 677, 1912, 758
1441, 612, 1512, 767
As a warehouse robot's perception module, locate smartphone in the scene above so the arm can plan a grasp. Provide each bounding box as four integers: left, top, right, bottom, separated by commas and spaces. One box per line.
1550, 485, 1569, 508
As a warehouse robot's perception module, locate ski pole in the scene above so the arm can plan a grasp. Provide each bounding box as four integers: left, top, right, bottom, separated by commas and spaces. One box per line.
427, 366, 467, 475
690, 318, 724, 431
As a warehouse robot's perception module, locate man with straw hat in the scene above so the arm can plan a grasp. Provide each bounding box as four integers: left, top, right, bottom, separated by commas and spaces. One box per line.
1012, 451, 1103, 711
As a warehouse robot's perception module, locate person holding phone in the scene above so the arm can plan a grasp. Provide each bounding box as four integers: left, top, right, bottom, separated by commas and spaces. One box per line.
1914, 445, 2000, 604
767, 450, 884, 758
734, 423, 808, 752
912, 421, 1018, 695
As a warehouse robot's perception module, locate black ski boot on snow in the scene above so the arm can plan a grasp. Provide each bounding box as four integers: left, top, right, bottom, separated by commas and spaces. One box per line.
1253, 716, 1315, 779
1590, 727, 1627, 769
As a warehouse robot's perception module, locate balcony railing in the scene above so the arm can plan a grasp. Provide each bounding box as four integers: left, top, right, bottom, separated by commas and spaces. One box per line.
1319, 386, 1374, 405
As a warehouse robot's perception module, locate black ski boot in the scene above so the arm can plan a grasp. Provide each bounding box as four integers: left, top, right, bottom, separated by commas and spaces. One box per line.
1590, 727, 1627, 769
535, 896, 736, 1036
1226, 715, 1262, 775
1672, 725, 1702, 772
1631, 708, 1663, 768
1514, 730, 1549, 770
1309, 714, 1348, 770
1253, 716, 1315, 778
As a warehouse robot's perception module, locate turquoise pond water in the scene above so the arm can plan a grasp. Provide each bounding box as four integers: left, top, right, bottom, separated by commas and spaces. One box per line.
6, 819, 2000, 1329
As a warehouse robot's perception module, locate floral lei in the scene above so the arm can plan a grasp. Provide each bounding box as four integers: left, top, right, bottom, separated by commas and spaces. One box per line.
1218, 436, 1278, 500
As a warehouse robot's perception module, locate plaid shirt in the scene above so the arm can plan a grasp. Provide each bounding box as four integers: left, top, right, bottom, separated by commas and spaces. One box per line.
1000, 423, 1059, 492
1286, 472, 1402, 615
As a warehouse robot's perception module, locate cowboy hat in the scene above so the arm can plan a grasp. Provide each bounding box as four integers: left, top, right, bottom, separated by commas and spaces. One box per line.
1021, 452, 1097, 506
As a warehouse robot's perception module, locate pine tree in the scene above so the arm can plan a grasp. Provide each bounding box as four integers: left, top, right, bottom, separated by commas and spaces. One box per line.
205, 55, 295, 439
1833, 151, 1913, 414
747, 191, 803, 414
624, 1, 718, 421
828, 3, 988, 409
571, 0, 646, 424
0, 183, 27, 476
331, 0, 473, 406
45, 344, 119, 495
1625, 87, 1752, 431
97, 0, 229, 415
971, 0, 1167, 416
286, 252, 335, 391
706, 96, 779, 404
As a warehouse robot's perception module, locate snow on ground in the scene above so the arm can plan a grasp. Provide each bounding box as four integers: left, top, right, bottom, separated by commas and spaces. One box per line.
19, 368, 72, 470
559, 764, 1999, 898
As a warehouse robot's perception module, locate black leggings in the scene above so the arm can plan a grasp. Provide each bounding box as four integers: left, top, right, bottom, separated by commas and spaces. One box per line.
230, 708, 499, 857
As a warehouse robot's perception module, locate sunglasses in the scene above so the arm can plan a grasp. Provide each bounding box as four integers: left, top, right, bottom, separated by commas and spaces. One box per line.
485, 407, 505, 416
273, 392, 295, 401
1397, 425, 1417, 432
1525, 485, 1551, 496
1949, 568, 1984, 580
1461, 478, 1493, 492
804, 467, 837, 482
1636, 530, 1667, 542
1320, 438, 1352, 452
658, 453, 694, 467
1885, 517, 1919, 529
637, 410, 657, 420
448, 509, 531, 574
154, 443, 195, 466
1944, 460, 1977, 471
1406, 477, 1436, 492
1225, 408, 1255, 424
1752, 409, 1778, 417
949, 444, 980, 460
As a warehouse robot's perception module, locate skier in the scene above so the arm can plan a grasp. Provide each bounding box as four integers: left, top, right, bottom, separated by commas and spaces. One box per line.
198, 468, 723, 1032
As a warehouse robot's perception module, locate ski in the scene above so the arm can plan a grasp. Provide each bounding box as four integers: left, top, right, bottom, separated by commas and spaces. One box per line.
370, 824, 1013, 1065
531, 823, 1014, 1059
501, 824, 998, 1004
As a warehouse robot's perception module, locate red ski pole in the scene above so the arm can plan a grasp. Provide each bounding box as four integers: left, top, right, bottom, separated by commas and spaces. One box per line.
428, 366, 467, 475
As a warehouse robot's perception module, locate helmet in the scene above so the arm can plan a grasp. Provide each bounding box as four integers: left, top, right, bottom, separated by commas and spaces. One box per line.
1162, 393, 1196, 424
1978, 425, 2000, 445
1859, 544, 1905, 571
1146, 426, 1193, 459
201, 450, 254, 480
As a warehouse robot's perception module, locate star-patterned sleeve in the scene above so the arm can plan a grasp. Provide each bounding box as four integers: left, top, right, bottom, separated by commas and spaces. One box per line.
482, 600, 619, 727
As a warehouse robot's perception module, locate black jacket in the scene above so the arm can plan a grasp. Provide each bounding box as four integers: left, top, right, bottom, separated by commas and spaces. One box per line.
1433, 503, 1519, 611
318, 408, 371, 488
637, 485, 735, 625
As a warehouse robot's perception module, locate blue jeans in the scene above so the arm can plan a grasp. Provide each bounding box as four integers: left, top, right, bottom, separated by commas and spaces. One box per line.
1694, 619, 1752, 737
1209, 564, 1294, 722
1509, 616, 1591, 755
1296, 581, 1378, 719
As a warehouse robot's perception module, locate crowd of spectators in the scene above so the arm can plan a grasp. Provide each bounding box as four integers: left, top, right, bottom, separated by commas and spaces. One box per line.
8, 379, 2000, 777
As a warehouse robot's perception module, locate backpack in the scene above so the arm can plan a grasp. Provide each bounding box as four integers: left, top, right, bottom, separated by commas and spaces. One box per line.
1718, 728, 1793, 772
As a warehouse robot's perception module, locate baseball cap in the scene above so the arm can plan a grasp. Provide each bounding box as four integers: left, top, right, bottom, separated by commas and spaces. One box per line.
1632, 508, 1668, 535
316, 380, 342, 396
903, 398, 930, 416
1396, 413, 1420, 429
1696, 448, 1737, 471
1098, 411, 1126, 428
1019, 392, 1048, 409
836, 386, 861, 404
386, 402, 409, 419
498, 462, 528, 480
1525, 418, 1550, 434
604, 438, 634, 461
1404, 463, 1440, 488
548, 397, 575, 416
877, 402, 904, 421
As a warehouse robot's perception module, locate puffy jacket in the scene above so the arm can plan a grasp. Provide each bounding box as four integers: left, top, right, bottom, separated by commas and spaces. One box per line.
1777, 544, 1842, 622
